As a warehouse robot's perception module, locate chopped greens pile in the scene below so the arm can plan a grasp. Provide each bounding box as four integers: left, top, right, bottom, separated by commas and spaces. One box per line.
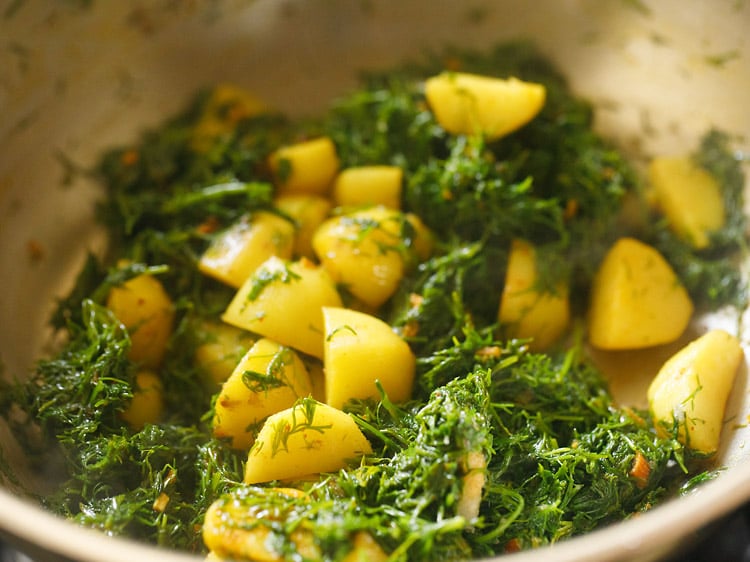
0, 41, 746, 560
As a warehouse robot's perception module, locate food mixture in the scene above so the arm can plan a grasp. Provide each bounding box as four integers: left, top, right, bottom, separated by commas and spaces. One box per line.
0, 42, 746, 561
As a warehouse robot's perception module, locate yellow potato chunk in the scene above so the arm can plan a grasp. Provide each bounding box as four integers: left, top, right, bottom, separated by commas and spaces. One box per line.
244, 398, 372, 484
342, 532, 389, 562
213, 338, 313, 450
203, 487, 386, 562
588, 237, 693, 350
191, 83, 268, 151
424, 72, 546, 140
648, 329, 743, 455
304, 359, 326, 403
269, 136, 340, 196
332, 165, 403, 210
323, 307, 416, 409
199, 211, 295, 288
498, 239, 570, 351
274, 194, 333, 260
203, 487, 319, 561
194, 321, 256, 388
121, 370, 164, 431
312, 206, 431, 309
106, 271, 175, 369
222, 257, 343, 359
648, 156, 725, 249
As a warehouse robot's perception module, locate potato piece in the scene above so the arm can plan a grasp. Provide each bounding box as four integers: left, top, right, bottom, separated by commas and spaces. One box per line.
199, 211, 295, 288
191, 83, 268, 151
222, 257, 343, 358
304, 358, 326, 403
213, 338, 313, 450
203, 487, 319, 561
269, 136, 340, 195
648, 329, 743, 455
194, 321, 256, 388
342, 532, 389, 562
588, 237, 693, 350
648, 156, 725, 249
498, 239, 570, 350
121, 370, 164, 431
424, 72, 545, 139
106, 271, 175, 369
203, 487, 385, 561
244, 398, 372, 484
323, 307, 415, 409
332, 165, 403, 210
312, 206, 430, 309
274, 194, 333, 260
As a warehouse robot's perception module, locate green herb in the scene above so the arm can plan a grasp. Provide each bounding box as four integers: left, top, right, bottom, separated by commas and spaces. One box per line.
246, 261, 302, 301
1, 40, 745, 561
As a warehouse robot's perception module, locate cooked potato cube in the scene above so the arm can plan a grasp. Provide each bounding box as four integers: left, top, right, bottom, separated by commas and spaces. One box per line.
203, 487, 319, 561
222, 256, 343, 358
424, 72, 545, 139
244, 398, 372, 484
198, 211, 295, 288
203, 487, 386, 561
312, 206, 431, 309
274, 194, 333, 260
120, 370, 164, 431
194, 321, 256, 388
648, 156, 725, 249
332, 165, 403, 210
648, 329, 743, 455
213, 338, 313, 450
588, 237, 693, 350
343, 532, 389, 562
304, 358, 326, 403
498, 239, 570, 350
191, 83, 268, 151
106, 271, 175, 369
269, 136, 340, 195
323, 306, 416, 409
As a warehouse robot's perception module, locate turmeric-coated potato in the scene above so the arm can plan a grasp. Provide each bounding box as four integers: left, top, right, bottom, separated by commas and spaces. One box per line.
588, 237, 693, 350
648, 329, 743, 455
269, 136, 340, 196
424, 72, 545, 139
203, 487, 319, 561
274, 194, 333, 260
203, 487, 386, 562
222, 256, 343, 359
194, 321, 256, 388
648, 155, 725, 249
213, 338, 313, 450
191, 83, 268, 151
106, 271, 175, 369
198, 211, 295, 288
243, 398, 372, 484
498, 239, 570, 351
121, 370, 164, 431
332, 165, 403, 210
312, 206, 432, 309
323, 306, 416, 409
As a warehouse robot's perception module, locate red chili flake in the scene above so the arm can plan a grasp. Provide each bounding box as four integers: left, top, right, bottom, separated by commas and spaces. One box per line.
629, 451, 651, 489
196, 216, 220, 235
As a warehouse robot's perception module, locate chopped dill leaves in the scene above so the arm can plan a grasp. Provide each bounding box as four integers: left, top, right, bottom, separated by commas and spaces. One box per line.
0, 40, 746, 561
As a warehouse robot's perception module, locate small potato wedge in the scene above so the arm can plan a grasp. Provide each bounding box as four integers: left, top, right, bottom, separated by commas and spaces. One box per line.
244, 398, 372, 484
648, 329, 743, 455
